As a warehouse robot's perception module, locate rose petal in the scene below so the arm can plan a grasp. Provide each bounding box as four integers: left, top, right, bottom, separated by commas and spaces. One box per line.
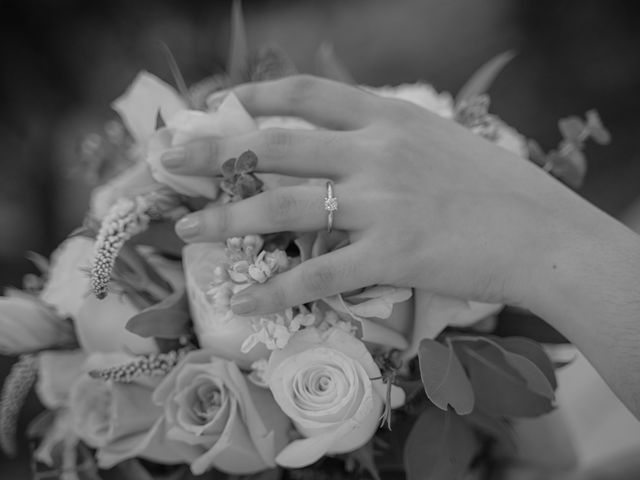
112, 71, 187, 145
0, 296, 75, 355
39, 236, 94, 318
36, 350, 87, 409
275, 432, 339, 468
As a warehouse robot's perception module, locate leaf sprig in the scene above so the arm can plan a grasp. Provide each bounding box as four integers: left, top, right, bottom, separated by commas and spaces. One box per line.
528, 110, 611, 188
220, 150, 264, 200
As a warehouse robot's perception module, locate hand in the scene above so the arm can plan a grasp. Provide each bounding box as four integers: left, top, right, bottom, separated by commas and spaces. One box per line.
161, 75, 582, 316
160, 75, 640, 416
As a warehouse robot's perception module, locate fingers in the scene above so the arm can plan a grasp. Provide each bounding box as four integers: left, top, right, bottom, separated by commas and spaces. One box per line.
229, 244, 377, 316
175, 183, 361, 242
161, 128, 356, 179
234, 75, 379, 130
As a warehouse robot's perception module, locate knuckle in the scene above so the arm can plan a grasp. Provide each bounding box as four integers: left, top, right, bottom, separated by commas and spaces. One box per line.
269, 284, 290, 311
285, 75, 318, 104
215, 203, 232, 237
301, 264, 335, 295
266, 191, 298, 226
261, 128, 293, 157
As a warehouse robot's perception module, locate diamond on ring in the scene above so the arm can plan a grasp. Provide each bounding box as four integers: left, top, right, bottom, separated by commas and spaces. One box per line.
324, 181, 338, 233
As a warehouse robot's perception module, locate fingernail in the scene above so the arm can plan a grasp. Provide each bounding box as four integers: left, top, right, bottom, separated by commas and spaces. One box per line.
176, 215, 201, 238
161, 147, 185, 168
230, 294, 257, 315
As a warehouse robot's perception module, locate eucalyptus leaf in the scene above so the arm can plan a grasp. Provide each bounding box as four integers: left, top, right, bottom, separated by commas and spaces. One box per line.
236, 150, 258, 173
418, 339, 474, 415
404, 407, 479, 480
465, 410, 516, 456
456, 50, 515, 106
221, 157, 237, 178
125, 288, 191, 339
228, 0, 251, 84
494, 336, 557, 389
251, 44, 297, 81
585, 110, 611, 144
455, 342, 554, 417
464, 337, 555, 400
558, 116, 585, 144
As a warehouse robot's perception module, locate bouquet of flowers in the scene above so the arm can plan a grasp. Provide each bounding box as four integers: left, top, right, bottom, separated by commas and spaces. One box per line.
0, 3, 610, 479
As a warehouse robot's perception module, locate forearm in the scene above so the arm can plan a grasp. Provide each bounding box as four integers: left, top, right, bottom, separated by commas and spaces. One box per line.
526, 187, 640, 417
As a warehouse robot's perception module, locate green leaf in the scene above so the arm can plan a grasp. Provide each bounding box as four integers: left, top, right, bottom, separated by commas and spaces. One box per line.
468, 337, 555, 400
550, 147, 586, 189
493, 336, 557, 389
125, 288, 191, 339
347, 442, 381, 480
585, 110, 611, 144
456, 50, 515, 106
315, 42, 356, 84
159, 41, 192, 108
251, 44, 297, 81
455, 342, 554, 417
418, 339, 474, 415
404, 407, 479, 480
228, 0, 251, 84
465, 410, 516, 456
221, 158, 237, 178
25, 251, 49, 275
558, 116, 585, 144
236, 150, 258, 173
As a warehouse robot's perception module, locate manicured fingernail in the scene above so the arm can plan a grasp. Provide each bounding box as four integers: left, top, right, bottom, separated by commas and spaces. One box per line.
176, 215, 201, 238
231, 294, 257, 315
161, 147, 185, 168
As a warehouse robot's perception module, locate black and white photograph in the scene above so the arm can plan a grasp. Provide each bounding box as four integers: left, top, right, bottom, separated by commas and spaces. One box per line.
1, 1, 640, 479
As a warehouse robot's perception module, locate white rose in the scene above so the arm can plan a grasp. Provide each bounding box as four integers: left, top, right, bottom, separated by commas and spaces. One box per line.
183, 242, 269, 369
73, 251, 183, 354
40, 236, 94, 319
35, 350, 87, 409
367, 83, 455, 119
267, 327, 404, 468
146, 93, 257, 199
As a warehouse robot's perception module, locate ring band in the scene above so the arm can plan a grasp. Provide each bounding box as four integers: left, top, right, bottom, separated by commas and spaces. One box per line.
324, 181, 338, 233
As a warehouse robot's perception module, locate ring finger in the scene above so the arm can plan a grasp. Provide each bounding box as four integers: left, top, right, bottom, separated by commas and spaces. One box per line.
175, 183, 365, 242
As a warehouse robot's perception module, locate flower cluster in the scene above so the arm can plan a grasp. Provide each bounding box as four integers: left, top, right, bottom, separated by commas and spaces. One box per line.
0, 14, 603, 479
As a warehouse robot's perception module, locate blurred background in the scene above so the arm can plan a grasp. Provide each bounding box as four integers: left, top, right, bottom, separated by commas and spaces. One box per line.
1, 0, 639, 477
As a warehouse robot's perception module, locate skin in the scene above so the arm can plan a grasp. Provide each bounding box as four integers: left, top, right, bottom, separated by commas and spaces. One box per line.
162, 75, 640, 418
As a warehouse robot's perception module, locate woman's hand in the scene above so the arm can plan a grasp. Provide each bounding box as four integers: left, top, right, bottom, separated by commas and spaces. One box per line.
163, 75, 567, 315
161, 75, 640, 416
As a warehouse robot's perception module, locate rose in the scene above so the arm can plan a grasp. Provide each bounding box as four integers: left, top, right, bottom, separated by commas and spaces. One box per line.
68, 352, 185, 468
152, 349, 289, 475
183, 242, 270, 368
368, 83, 455, 119
73, 248, 184, 354
0, 294, 75, 355
39, 236, 94, 319
267, 327, 405, 468
35, 350, 87, 409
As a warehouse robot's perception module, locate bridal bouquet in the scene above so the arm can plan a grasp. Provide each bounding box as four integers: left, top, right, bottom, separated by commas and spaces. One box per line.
0, 3, 609, 480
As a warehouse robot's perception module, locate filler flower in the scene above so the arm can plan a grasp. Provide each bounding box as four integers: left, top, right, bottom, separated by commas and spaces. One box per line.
152, 349, 289, 475
267, 327, 405, 468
